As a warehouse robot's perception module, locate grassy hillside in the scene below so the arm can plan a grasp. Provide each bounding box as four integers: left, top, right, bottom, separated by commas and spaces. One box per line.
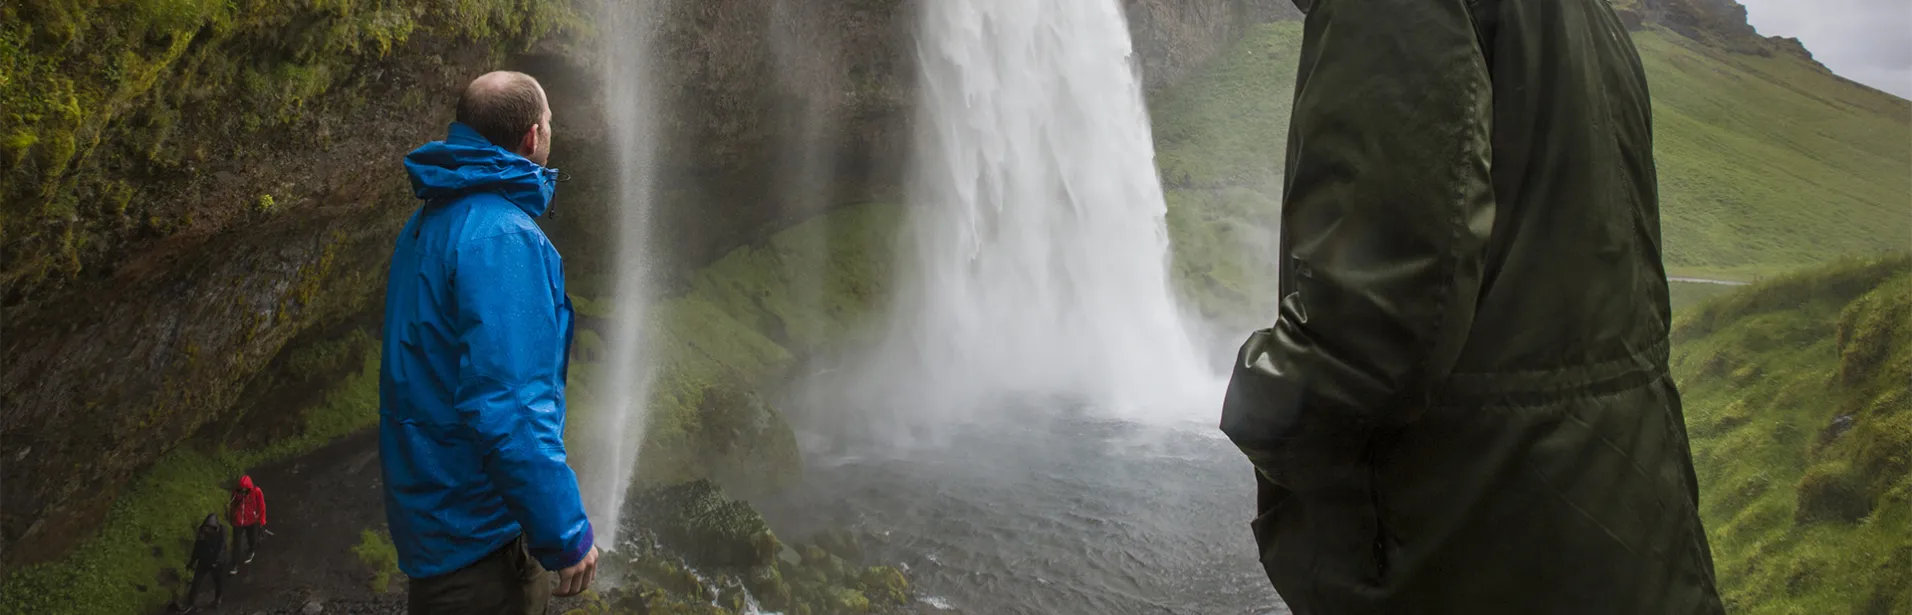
1148, 21, 1912, 320
1637, 33, 1912, 279
1670, 255, 1912, 614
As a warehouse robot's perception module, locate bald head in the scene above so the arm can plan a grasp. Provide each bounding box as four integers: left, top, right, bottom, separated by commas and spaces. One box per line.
456, 71, 553, 164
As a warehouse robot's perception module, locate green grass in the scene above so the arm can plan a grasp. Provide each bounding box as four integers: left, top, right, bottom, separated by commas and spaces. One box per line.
0, 353, 383, 615
1145, 21, 1911, 328
1636, 32, 1912, 279
1670, 280, 1746, 312
1669, 254, 1912, 614
351, 529, 401, 595
564, 203, 903, 492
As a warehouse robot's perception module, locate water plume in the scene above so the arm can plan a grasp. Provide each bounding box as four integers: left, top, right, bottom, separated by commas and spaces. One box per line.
581, 0, 668, 550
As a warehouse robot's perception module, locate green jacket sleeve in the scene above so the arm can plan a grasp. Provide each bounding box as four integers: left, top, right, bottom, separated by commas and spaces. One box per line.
1220, 0, 1497, 465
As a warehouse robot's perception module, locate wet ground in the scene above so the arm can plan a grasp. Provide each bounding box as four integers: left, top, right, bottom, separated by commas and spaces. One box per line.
158, 431, 399, 613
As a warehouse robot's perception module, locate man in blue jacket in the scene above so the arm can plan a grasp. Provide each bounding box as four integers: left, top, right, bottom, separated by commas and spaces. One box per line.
379, 70, 598, 614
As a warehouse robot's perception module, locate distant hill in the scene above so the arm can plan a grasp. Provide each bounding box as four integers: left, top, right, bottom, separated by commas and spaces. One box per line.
1153, 12, 1912, 328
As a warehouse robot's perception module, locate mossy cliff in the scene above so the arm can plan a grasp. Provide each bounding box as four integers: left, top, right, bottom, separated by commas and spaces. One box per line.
0, 0, 584, 567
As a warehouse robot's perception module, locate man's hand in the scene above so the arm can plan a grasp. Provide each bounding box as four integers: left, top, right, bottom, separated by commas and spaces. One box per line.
553, 545, 598, 597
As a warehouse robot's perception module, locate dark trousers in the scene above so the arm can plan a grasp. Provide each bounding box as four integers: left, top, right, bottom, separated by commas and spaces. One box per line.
231, 525, 262, 567
407, 535, 551, 615
184, 564, 223, 605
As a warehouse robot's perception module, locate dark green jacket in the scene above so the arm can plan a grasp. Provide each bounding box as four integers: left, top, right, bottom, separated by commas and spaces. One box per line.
1218, 0, 1727, 612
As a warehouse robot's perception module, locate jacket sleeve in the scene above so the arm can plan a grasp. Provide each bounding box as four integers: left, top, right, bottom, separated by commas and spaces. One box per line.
453, 230, 595, 571
255, 490, 267, 526
1220, 0, 1496, 471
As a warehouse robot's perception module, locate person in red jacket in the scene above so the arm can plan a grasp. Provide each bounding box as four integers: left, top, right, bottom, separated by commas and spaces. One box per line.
227, 475, 267, 575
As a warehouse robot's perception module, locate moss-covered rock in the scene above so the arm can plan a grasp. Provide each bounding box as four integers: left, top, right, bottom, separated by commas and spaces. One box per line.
627, 480, 781, 569
855, 566, 910, 607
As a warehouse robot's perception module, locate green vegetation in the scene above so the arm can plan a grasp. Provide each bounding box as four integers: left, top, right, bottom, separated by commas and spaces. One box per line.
1636, 32, 1912, 279
0, 0, 583, 302
1670, 280, 1746, 312
601, 482, 910, 615
351, 529, 402, 594
1149, 23, 1301, 328
567, 203, 903, 492
1671, 254, 1912, 614
0, 350, 382, 614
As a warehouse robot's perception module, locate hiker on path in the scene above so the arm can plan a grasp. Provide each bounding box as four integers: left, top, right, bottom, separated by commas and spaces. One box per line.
227, 474, 267, 575
378, 70, 597, 614
176, 514, 225, 611
1217, 0, 1726, 612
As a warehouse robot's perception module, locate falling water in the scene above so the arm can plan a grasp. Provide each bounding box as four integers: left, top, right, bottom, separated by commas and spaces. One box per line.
585, 0, 668, 549
867, 0, 1220, 425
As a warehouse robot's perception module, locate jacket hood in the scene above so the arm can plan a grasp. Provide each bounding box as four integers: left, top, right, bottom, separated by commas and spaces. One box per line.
404, 122, 559, 219
238, 475, 254, 491
202, 514, 219, 529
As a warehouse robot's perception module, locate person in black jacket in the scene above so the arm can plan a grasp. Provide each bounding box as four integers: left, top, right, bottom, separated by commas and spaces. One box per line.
176, 514, 225, 611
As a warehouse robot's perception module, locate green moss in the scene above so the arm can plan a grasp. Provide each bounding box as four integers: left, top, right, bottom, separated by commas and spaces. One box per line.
351, 529, 401, 594
1673, 255, 1912, 615
628, 480, 781, 569
564, 204, 901, 492
1, 0, 587, 303
255, 193, 276, 213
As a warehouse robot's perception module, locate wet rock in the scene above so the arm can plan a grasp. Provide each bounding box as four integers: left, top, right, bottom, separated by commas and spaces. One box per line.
813, 529, 863, 563
302, 600, 324, 615
626, 480, 780, 569
856, 566, 910, 607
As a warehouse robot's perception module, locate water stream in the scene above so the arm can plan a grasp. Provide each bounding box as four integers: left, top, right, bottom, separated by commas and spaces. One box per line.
585, 0, 669, 549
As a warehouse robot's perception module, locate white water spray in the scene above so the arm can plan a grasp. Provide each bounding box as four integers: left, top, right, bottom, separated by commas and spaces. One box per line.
868, 0, 1221, 424
584, 0, 667, 549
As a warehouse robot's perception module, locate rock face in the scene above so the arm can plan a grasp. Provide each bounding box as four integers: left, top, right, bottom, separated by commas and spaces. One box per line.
1609, 0, 1821, 61
0, 0, 1262, 568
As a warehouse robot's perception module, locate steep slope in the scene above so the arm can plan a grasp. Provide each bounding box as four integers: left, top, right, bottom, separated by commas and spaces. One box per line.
1670, 255, 1912, 614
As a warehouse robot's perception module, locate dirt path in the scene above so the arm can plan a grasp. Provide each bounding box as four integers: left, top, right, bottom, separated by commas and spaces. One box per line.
157, 430, 600, 615
160, 431, 397, 613
1669, 276, 1751, 286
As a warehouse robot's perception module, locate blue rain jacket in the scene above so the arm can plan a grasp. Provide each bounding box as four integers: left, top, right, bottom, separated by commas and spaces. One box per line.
378, 122, 592, 578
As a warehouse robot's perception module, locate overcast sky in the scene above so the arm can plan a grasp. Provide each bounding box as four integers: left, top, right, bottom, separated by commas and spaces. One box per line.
1737, 0, 1912, 98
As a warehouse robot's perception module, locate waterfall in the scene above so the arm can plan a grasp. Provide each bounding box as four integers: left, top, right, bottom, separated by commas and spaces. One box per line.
865, 0, 1221, 425
584, 0, 667, 550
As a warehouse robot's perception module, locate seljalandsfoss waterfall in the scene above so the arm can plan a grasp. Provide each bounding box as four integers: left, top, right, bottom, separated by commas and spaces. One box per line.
762, 2, 1278, 614
867, 0, 1223, 425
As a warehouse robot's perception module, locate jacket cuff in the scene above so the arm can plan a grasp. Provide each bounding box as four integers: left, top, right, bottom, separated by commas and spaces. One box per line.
542, 522, 594, 571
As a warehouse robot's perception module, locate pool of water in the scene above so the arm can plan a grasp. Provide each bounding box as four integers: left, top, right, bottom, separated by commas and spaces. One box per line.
758, 408, 1288, 615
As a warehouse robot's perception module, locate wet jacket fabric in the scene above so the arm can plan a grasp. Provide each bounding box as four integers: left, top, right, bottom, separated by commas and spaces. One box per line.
1217, 0, 1726, 613
229, 475, 267, 527
380, 122, 592, 579
190, 516, 225, 570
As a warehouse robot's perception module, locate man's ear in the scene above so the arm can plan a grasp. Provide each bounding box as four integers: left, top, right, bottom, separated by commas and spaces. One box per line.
519, 124, 540, 156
